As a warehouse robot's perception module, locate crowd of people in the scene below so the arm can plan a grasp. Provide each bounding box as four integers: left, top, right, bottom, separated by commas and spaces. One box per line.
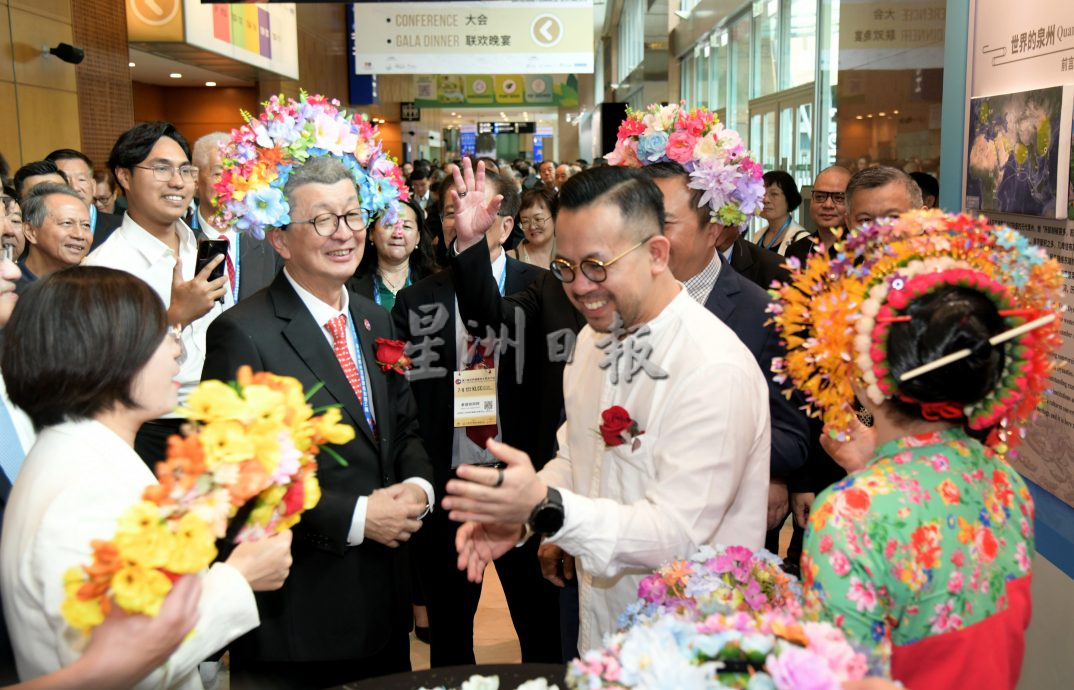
0, 94, 1046, 690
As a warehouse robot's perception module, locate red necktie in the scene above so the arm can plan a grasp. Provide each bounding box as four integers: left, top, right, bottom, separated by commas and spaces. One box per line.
217, 234, 236, 294
324, 314, 374, 434
464, 344, 497, 448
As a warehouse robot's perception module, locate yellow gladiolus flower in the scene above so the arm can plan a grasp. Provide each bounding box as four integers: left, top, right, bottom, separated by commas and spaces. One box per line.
112, 563, 173, 616
313, 408, 356, 445
181, 380, 246, 423
304, 476, 321, 511
167, 513, 218, 574
242, 385, 287, 426
61, 567, 105, 632
115, 502, 173, 568
200, 420, 257, 468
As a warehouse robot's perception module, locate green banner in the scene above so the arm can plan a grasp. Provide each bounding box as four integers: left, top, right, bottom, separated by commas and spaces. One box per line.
414, 74, 578, 108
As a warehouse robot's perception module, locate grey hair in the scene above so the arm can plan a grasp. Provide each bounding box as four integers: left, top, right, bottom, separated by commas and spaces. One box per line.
282, 156, 355, 208
846, 165, 923, 211
191, 132, 230, 169
21, 183, 84, 228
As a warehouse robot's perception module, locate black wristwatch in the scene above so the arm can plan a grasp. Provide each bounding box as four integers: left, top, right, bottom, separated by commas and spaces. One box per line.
527, 487, 565, 536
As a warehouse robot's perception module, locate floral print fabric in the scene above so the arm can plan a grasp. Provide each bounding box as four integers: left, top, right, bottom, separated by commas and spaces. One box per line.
802, 427, 1034, 677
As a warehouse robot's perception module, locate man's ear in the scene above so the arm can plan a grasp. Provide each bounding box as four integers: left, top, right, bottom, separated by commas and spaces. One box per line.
647, 234, 671, 272
497, 215, 514, 246
114, 167, 132, 195
23, 224, 38, 247
267, 228, 290, 260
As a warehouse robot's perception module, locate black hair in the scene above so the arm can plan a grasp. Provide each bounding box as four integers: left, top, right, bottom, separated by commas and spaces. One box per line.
641, 161, 706, 228
909, 172, 939, 201
14, 161, 68, 200
520, 187, 556, 215
483, 171, 520, 218
409, 168, 431, 182
886, 286, 1006, 423
45, 148, 94, 169
557, 166, 665, 238
357, 197, 437, 280
762, 170, 802, 212
1, 266, 169, 431
108, 122, 191, 191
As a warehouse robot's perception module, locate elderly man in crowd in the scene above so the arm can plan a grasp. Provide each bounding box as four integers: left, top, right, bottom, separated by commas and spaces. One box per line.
45, 148, 123, 249
12, 183, 90, 294
202, 154, 434, 689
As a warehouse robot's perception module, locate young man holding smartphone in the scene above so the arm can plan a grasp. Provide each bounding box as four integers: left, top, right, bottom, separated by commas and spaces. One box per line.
86, 121, 227, 468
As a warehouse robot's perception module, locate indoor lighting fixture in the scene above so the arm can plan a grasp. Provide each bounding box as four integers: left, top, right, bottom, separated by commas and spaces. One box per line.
205, 81, 216, 87
855, 115, 863, 120
878, 111, 886, 117
128, 61, 135, 68
169, 72, 182, 79
866, 113, 873, 118
893, 109, 900, 114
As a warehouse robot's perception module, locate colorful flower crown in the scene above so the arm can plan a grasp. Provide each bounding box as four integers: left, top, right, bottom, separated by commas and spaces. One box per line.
212, 91, 408, 239
769, 209, 1063, 451
605, 103, 765, 229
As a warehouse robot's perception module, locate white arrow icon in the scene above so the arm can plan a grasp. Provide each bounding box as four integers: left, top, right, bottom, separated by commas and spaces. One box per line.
530, 14, 563, 48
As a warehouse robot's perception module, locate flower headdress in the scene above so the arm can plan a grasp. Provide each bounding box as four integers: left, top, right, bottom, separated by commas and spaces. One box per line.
605, 103, 765, 229
769, 209, 1063, 452
212, 91, 408, 239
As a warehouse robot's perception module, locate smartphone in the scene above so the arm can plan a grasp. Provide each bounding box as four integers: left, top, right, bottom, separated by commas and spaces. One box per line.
196, 239, 228, 281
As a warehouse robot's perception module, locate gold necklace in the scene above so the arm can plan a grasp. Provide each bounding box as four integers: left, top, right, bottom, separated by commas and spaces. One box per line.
379, 266, 408, 291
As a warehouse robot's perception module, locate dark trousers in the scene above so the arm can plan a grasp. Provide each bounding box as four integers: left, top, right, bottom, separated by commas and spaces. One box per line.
229, 632, 411, 690
419, 510, 561, 666
133, 417, 186, 472
559, 576, 580, 661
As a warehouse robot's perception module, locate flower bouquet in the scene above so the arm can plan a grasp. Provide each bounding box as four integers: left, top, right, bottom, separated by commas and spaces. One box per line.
618, 545, 803, 629
569, 611, 867, 690
60, 366, 354, 632
604, 102, 765, 228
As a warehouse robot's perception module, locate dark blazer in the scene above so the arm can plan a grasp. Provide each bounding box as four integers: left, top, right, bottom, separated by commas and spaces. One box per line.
703, 256, 809, 477
90, 210, 122, 251
201, 272, 433, 662
392, 258, 546, 491
450, 242, 585, 467
451, 242, 806, 477
348, 272, 376, 303
0, 468, 16, 685
730, 237, 791, 291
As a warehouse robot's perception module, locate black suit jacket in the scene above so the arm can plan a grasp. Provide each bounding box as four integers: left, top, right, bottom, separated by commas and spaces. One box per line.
703, 257, 809, 477
730, 237, 791, 291
201, 272, 433, 662
392, 258, 546, 492
0, 468, 15, 684
90, 210, 122, 251
450, 242, 585, 467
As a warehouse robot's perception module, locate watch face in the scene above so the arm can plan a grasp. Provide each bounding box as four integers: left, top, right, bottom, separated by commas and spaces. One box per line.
533, 504, 564, 534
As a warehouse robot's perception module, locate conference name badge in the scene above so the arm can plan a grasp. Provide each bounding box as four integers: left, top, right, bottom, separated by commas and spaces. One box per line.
453, 368, 497, 427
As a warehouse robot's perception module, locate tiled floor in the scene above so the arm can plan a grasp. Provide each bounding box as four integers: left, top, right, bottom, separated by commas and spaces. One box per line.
410, 563, 521, 671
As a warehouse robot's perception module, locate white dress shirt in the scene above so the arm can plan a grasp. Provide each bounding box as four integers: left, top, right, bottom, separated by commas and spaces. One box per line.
0, 419, 259, 689
282, 269, 434, 546
86, 215, 224, 410
538, 288, 770, 652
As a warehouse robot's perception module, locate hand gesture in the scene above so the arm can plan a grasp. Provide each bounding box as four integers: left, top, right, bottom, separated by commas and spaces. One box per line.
454, 521, 524, 583
820, 418, 876, 475
443, 439, 548, 525
226, 529, 293, 591
791, 491, 815, 528
365, 486, 426, 547
167, 254, 226, 326
450, 157, 503, 252
766, 478, 790, 531
538, 542, 575, 587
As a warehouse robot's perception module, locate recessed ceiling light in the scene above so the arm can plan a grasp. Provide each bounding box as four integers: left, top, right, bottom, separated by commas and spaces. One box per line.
205, 81, 216, 87
878, 111, 886, 117
893, 109, 900, 114
128, 62, 136, 68
169, 73, 182, 79
855, 115, 863, 120
451, 112, 457, 116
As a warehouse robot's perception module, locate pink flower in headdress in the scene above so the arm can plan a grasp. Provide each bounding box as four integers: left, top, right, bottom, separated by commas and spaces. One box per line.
666, 131, 699, 165
604, 138, 640, 167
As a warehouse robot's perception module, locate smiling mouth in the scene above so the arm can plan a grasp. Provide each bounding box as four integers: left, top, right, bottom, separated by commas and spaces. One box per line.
163, 194, 185, 204
327, 248, 353, 257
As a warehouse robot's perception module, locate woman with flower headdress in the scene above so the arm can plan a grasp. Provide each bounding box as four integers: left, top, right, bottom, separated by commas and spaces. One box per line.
770, 209, 1062, 689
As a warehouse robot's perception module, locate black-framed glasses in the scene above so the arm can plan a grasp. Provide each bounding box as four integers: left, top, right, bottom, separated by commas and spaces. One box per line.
291, 210, 366, 237
811, 190, 847, 205
134, 164, 199, 183
550, 237, 652, 283
520, 214, 550, 228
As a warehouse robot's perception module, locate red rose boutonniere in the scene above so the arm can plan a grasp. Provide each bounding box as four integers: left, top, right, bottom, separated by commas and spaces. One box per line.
375, 337, 411, 374
599, 405, 643, 451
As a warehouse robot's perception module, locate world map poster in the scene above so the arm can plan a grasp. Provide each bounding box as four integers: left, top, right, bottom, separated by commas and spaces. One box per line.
966, 86, 1063, 219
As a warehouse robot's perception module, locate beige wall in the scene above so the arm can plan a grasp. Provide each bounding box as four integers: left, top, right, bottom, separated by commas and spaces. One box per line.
1017, 554, 1074, 690
1, 0, 81, 169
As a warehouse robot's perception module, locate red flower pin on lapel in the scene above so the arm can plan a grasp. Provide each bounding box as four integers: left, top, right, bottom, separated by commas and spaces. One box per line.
375, 337, 412, 374
599, 405, 643, 451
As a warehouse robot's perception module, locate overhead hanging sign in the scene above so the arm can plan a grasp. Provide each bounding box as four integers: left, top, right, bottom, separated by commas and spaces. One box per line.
413, 73, 579, 107
352, 1, 594, 75
184, 1, 299, 79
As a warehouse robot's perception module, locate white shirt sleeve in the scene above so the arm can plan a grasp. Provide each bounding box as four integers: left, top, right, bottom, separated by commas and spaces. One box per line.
347, 476, 435, 545
547, 362, 769, 578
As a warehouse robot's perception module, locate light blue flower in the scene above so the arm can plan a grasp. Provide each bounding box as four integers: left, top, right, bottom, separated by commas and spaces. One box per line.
245, 186, 290, 229
637, 131, 670, 162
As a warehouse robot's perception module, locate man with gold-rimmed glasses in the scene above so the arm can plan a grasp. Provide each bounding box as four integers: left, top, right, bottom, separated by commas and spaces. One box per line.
441, 165, 770, 654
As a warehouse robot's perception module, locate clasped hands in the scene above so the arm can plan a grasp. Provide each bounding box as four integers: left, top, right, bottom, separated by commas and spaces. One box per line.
365, 482, 429, 548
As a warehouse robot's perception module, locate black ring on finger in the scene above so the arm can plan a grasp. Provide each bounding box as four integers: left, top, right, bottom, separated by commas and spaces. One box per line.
494, 467, 505, 488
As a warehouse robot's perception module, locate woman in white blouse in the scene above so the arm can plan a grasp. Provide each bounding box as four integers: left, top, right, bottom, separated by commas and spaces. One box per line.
0, 267, 292, 689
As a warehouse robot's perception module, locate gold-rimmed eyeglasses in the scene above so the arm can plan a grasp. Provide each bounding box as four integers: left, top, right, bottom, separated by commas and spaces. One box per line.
550, 237, 653, 284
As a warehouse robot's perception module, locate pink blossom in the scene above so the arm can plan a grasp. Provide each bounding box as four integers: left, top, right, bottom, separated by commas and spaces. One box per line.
929, 600, 964, 634
846, 577, 878, 613
1016, 542, 1031, 571
604, 138, 640, 167
665, 131, 700, 164
829, 550, 851, 577
947, 570, 964, 594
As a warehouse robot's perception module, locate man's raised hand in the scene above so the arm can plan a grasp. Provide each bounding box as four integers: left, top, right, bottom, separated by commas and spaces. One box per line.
450, 157, 503, 252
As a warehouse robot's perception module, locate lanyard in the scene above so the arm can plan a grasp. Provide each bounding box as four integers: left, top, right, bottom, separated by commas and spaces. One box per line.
346, 313, 376, 431
230, 234, 241, 303
463, 265, 507, 365
763, 216, 793, 251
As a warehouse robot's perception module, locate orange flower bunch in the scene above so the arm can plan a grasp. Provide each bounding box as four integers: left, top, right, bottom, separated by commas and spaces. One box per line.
61, 366, 354, 633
